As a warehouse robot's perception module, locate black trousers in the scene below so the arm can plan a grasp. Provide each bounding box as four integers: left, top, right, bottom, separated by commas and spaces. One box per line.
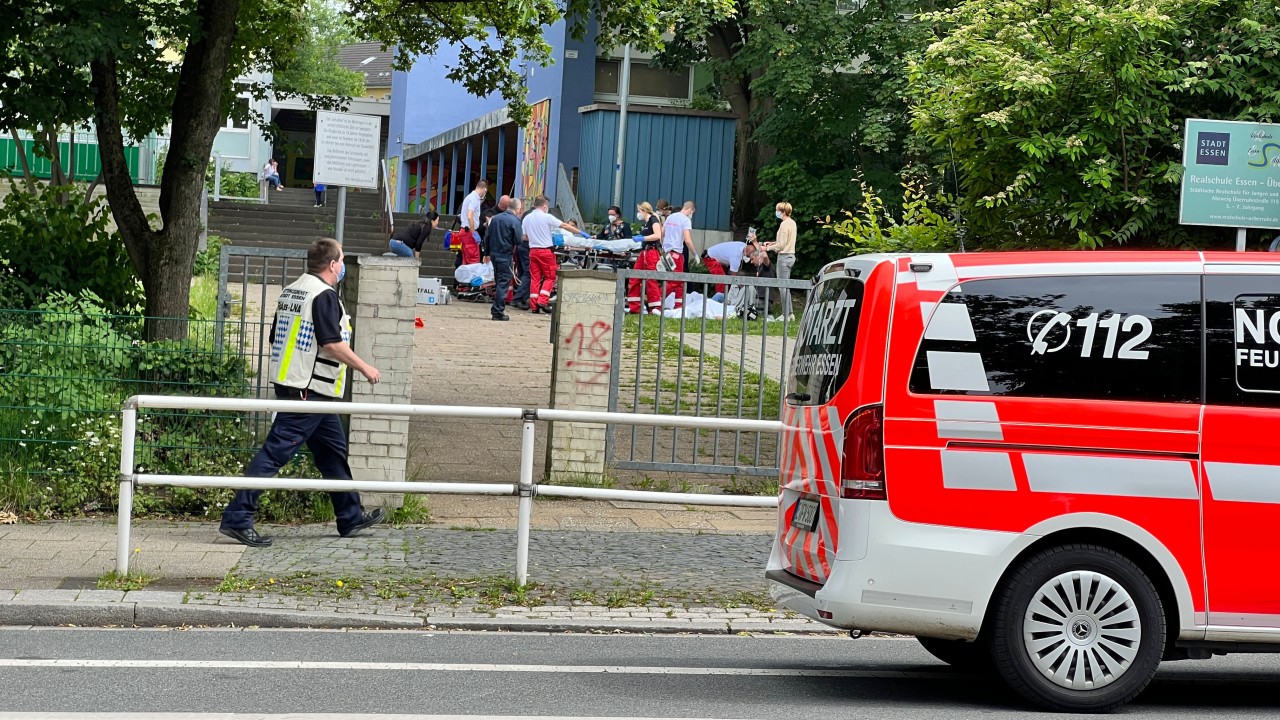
490, 250, 512, 316
220, 392, 364, 532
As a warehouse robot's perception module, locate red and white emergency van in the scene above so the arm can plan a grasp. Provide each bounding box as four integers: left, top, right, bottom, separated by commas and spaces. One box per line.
768, 251, 1280, 712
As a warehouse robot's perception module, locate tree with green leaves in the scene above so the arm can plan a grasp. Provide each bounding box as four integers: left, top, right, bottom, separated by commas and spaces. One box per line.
274, 0, 366, 98
350, 0, 736, 125
0, 0, 354, 338
909, 0, 1280, 249
656, 0, 947, 267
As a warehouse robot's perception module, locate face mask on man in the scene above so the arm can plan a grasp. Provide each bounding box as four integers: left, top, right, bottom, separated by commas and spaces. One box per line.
775, 210, 784, 219
336, 260, 346, 284
608, 214, 617, 223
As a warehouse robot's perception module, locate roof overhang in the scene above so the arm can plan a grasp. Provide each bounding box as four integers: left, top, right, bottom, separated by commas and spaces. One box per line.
403, 106, 514, 161
270, 96, 391, 117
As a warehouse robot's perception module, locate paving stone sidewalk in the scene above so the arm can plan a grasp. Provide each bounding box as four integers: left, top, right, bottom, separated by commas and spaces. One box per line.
0, 496, 830, 633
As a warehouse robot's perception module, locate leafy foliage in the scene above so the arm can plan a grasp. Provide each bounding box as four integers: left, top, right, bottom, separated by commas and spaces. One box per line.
662, 0, 947, 265
824, 181, 959, 255
909, 0, 1280, 248
0, 290, 324, 520
273, 0, 366, 98
0, 182, 142, 312
194, 236, 228, 279
206, 162, 260, 200
352, 0, 737, 124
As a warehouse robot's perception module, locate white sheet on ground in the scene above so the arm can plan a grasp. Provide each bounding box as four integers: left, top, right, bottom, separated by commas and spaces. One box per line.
454, 262, 494, 286
661, 292, 726, 320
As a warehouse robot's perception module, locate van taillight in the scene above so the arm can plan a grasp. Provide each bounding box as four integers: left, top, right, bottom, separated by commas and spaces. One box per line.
841, 405, 885, 500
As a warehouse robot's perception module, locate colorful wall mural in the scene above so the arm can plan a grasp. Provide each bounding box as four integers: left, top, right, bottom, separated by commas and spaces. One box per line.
520, 99, 551, 199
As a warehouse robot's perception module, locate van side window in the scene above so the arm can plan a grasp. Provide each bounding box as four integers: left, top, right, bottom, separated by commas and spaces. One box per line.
909, 275, 1201, 403
1205, 275, 1280, 406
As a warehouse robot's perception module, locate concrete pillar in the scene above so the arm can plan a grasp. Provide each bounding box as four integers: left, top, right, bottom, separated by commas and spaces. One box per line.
545, 270, 619, 485
347, 254, 419, 508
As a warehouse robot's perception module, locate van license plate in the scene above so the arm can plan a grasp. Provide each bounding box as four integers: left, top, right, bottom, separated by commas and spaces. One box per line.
791, 498, 820, 532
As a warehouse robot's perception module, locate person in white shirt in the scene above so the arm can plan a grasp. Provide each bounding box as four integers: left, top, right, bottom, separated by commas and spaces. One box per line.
460, 180, 487, 232
705, 240, 747, 274
700, 240, 748, 301
660, 201, 697, 308
521, 195, 588, 313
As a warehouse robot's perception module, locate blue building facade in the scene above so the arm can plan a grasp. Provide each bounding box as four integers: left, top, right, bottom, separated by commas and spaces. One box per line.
386, 20, 736, 242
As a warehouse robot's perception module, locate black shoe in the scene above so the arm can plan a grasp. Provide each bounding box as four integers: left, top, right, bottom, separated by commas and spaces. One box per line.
219, 526, 274, 548
492, 314, 510, 321
530, 305, 541, 314
512, 300, 529, 311
339, 508, 387, 538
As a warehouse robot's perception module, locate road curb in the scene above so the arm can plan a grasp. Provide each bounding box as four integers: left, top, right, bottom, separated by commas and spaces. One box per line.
0, 601, 844, 634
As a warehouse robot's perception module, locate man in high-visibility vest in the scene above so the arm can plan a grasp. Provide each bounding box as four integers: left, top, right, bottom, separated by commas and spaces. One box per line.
219, 238, 385, 547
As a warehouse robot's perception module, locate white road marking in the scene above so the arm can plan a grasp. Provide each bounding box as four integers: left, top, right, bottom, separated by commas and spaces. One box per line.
0, 658, 956, 679
0, 715, 740, 720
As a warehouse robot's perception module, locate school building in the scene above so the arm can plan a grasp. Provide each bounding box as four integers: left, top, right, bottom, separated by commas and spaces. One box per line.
386, 21, 738, 245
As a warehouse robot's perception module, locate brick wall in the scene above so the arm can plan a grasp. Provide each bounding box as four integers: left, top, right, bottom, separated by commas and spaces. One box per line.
348, 255, 418, 508
546, 270, 619, 484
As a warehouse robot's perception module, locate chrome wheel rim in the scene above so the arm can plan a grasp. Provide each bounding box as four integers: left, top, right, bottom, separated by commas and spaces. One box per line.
1023, 570, 1142, 690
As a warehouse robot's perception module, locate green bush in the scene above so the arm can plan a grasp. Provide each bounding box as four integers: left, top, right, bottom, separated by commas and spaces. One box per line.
0, 291, 135, 419
0, 181, 143, 313
824, 180, 959, 256
206, 163, 261, 200
193, 236, 228, 278
0, 290, 327, 520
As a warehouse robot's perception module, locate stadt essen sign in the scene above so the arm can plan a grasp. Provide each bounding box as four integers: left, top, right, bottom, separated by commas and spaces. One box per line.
1181, 118, 1280, 230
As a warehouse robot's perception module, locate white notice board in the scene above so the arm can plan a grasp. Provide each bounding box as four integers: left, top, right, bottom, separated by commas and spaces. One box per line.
313, 111, 381, 189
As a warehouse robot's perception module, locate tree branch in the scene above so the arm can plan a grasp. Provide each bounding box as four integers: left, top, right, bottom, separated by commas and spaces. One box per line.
8, 128, 36, 192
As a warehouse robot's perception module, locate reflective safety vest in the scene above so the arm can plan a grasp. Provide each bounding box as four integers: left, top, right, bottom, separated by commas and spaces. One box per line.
268, 273, 352, 398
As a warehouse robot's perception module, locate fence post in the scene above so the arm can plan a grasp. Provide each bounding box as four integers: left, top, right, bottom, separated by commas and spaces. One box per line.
516, 413, 536, 587
545, 270, 618, 484
116, 404, 138, 576
347, 255, 418, 508
213, 154, 222, 202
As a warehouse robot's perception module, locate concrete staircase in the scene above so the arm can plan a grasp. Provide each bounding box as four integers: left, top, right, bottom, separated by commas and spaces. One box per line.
208, 188, 458, 284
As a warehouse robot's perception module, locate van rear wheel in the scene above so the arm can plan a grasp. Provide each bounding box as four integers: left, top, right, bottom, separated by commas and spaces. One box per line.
916, 636, 992, 671
989, 544, 1165, 713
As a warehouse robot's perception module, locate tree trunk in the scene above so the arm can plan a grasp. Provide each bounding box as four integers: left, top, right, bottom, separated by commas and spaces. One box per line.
90, 0, 242, 340
707, 24, 774, 227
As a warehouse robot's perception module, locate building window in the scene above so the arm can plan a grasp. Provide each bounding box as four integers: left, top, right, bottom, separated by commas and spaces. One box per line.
227, 84, 252, 130
595, 60, 691, 101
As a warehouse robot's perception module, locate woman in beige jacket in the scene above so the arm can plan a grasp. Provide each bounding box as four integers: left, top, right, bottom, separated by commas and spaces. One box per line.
764, 201, 797, 319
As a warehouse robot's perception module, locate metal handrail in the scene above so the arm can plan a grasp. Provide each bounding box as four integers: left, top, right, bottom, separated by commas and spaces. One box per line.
116, 395, 783, 584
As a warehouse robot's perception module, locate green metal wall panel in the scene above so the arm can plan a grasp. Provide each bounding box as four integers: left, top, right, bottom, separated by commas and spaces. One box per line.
0, 138, 140, 184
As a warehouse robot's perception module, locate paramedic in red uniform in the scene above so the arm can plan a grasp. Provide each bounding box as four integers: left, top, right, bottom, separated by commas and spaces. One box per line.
626, 202, 664, 314
522, 195, 589, 314
701, 239, 749, 298
219, 239, 386, 547
660, 201, 697, 308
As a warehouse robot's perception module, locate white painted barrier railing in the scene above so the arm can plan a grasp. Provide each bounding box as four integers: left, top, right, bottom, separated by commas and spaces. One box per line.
117, 395, 782, 584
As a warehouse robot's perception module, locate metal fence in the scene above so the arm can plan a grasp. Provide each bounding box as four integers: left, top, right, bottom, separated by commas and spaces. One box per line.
116, 395, 782, 584
0, 308, 269, 500
606, 269, 810, 478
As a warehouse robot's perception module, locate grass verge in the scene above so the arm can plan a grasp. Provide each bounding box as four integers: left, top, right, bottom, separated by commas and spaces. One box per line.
97, 570, 157, 591
214, 569, 777, 613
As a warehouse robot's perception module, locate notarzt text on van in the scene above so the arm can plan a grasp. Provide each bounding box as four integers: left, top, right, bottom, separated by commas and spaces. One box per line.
802, 298, 859, 346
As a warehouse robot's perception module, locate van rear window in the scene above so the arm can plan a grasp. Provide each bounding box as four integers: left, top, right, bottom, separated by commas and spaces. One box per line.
787, 278, 863, 406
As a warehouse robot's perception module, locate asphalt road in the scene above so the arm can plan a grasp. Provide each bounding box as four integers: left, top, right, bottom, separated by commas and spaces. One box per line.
3, 628, 1280, 718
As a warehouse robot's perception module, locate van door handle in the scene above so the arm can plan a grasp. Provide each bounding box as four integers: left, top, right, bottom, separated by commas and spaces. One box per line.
787, 392, 811, 403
